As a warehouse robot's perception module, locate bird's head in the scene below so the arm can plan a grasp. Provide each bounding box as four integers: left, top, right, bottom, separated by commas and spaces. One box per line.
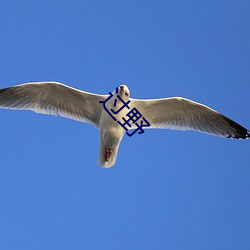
118, 84, 130, 100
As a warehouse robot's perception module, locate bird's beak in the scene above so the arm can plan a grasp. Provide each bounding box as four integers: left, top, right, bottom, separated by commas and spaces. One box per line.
120, 85, 125, 93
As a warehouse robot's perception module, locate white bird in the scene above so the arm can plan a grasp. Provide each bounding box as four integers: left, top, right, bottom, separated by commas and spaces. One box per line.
0, 82, 249, 168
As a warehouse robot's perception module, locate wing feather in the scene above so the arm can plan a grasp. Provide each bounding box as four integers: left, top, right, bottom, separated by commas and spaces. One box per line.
0, 82, 107, 127
130, 97, 249, 139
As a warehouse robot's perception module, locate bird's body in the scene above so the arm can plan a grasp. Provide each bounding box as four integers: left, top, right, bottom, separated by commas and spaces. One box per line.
0, 82, 249, 168
98, 101, 125, 167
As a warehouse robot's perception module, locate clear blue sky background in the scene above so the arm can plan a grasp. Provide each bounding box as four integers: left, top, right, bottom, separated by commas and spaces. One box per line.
0, 1, 249, 249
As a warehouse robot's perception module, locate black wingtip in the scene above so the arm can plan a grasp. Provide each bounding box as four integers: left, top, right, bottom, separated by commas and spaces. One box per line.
222, 115, 250, 139
247, 131, 250, 138
0, 88, 8, 94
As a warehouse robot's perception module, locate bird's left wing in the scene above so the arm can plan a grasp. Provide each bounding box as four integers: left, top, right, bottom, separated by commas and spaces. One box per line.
130, 97, 249, 139
0, 82, 107, 127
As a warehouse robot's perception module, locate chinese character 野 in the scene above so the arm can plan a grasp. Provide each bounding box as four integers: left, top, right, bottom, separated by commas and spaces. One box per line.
99, 88, 150, 137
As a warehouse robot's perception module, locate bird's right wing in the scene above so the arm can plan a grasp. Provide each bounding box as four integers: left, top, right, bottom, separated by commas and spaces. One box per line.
0, 82, 107, 127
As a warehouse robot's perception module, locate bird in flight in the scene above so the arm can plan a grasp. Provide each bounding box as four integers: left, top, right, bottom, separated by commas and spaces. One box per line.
0, 82, 249, 168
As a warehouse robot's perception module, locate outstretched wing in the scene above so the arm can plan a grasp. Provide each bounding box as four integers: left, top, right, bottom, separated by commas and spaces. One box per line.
0, 82, 107, 127
130, 97, 249, 139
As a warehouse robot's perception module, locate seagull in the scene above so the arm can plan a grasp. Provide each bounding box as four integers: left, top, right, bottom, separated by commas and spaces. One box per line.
0, 82, 249, 168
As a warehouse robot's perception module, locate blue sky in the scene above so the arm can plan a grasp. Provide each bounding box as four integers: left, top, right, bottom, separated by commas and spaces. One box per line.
0, 1, 249, 249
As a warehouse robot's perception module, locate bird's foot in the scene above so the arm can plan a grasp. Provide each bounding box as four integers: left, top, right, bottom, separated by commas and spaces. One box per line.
105, 149, 112, 162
